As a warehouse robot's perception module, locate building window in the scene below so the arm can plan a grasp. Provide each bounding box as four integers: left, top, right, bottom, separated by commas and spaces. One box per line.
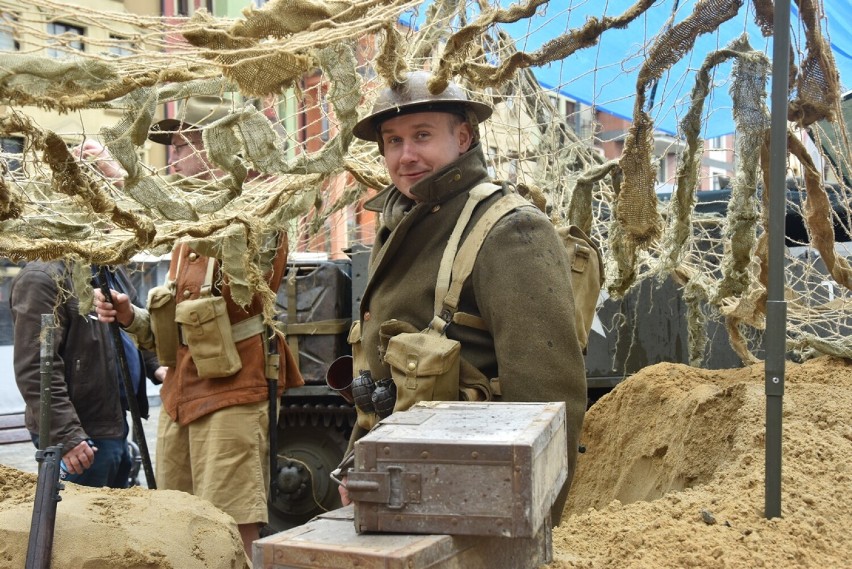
254, 0, 268, 6
178, 0, 214, 15
1, 12, 18, 51
708, 135, 724, 150
47, 21, 84, 58
320, 95, 330, 142
657, 156, 667, 184
486, 146, 498, 178
548, 95, 558, 111
564, 99, 577, 132
109, 35, 133, 57
1, 137, 24, 173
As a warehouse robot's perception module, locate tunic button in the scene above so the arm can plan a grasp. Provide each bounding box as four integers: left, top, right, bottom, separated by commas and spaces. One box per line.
182, 290, 191, 298
453, 174, 461, 181
407, 362, 416, 371
363, 311, 371, 322
431, 204, 441, 213
188, 252, 198, 261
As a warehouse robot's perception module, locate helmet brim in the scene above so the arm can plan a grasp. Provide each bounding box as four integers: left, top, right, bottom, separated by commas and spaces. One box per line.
352, 99, 492, 142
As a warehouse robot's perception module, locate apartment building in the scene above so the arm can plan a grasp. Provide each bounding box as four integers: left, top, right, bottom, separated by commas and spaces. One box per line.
0, 0, 164, 168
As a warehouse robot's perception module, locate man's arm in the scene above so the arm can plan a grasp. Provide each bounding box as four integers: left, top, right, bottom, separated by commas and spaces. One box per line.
11, 268, 90, 458
473, 207, 587, 499
474, 208, 587, 400
74, 140, 127, 185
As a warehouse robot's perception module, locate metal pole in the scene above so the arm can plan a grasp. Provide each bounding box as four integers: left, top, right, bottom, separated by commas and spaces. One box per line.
38, 314, 54, 451
765, 0, 791, 519
96, 267, 157, 489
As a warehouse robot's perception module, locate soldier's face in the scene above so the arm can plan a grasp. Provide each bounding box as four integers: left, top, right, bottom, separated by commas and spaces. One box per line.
380, 112, 472, 200
170, 130, 214, 179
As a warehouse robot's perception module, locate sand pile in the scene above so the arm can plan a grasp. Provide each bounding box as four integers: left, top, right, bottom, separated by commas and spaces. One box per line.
0, 468, 249, 569
552, 356, 851, 568
1, 356, 848, 568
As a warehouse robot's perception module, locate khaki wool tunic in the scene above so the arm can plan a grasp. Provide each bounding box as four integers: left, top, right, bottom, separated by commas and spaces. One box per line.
358, 143, 587, 490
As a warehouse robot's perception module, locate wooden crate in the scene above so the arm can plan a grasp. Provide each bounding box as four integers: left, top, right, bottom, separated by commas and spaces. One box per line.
348, 401, 567, 538
253, 505, 551, 569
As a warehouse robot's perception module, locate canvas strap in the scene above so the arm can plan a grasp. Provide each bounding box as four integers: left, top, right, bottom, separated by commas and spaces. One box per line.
280, 265, 351, 367
436, 192, 532, 324
432, 182, 503, 332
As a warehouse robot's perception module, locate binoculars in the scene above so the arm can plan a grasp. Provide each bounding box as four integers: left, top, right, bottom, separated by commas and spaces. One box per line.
326, 356, 396, 418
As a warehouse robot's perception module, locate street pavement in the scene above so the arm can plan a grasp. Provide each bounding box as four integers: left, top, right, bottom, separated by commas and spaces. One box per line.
0, 400, 161, 489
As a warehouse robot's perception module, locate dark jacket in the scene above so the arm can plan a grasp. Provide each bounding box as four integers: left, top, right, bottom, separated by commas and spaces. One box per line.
10, 261, 156, 455
359, 143, 587, 487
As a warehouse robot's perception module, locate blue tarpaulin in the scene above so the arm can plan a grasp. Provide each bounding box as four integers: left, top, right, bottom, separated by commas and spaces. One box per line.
405, 1, 852, 138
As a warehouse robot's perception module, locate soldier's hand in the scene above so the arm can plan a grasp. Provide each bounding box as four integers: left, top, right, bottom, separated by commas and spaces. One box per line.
93, 288, 134, 327
338, 477, 351, 506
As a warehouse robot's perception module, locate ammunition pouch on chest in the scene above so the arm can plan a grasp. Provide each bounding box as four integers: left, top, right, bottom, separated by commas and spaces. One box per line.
147, 280, 178, 367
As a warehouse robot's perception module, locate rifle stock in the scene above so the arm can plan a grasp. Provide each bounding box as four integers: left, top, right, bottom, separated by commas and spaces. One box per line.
25, 444, 64, 569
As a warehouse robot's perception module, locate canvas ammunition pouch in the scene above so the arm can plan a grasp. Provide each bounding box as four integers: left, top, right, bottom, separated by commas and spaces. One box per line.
147, 279, 178, 367
173, 257, 242, 379
383, 319, 461, 414
558, 225, 603, 352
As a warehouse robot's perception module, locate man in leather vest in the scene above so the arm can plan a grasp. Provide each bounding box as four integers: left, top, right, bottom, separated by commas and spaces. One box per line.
95, 96, 303, 559
345, 71, 587, 520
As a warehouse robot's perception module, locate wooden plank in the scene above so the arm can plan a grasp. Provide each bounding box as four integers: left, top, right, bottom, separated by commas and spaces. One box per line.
0, 413, 30, 445
253, 506, 551, 569
0, 429, 31, 445
0, 413, 26, 429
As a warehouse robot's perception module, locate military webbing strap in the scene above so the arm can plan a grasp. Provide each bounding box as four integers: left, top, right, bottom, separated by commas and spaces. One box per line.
285, 266, 300, 368
230, 314, 265, 342
430, 183, 531, 401
199, 256, 217, 297
440, 192, 533, 321
433, 182, 502, 325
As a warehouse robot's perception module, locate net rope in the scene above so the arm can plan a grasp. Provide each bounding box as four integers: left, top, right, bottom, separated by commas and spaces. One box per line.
0, 0, 849, 363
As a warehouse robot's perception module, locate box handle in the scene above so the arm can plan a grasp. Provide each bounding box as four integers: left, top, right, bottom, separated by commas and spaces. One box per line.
346, 467, 422, 507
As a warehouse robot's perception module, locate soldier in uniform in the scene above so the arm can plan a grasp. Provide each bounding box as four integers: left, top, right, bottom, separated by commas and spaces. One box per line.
342, 71, 587, 519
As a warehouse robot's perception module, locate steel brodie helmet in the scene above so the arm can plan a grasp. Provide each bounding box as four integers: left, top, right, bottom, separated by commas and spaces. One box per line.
352, 71, 493, 144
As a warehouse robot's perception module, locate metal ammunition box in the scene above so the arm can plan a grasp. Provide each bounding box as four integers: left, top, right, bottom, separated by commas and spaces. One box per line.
348, 401, 568, 538
253, 505, 552, 569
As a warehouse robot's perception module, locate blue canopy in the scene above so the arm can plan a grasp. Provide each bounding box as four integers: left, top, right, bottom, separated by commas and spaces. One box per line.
405, 1, 852, 138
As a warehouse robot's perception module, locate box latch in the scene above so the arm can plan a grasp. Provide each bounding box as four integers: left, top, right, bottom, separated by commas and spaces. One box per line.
346, 466, 422, 509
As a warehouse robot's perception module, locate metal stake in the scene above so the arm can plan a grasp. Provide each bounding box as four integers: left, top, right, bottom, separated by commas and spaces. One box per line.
765, 0, 792, 519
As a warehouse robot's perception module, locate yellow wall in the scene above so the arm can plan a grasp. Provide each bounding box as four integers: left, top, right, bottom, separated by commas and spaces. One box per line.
1, 0, 165, 166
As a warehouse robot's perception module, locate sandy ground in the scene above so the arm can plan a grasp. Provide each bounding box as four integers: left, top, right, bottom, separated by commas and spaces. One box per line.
551, 356, 852, 568
0, 403, 250, 569
0, 357, 849, 568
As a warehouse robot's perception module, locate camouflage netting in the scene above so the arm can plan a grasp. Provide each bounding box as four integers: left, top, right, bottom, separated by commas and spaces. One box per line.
0, 0, 850, 363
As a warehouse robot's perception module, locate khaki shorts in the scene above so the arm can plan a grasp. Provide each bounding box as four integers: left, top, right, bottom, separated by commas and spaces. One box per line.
156, 400, 270, 525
